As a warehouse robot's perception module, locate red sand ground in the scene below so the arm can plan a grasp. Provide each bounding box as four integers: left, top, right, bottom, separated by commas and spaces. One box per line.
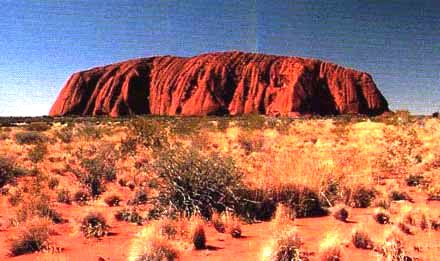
1, 188, 439, 260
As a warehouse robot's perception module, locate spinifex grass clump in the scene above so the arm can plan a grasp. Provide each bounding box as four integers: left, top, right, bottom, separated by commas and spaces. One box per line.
265, 229, 303, 261
153, 148, 244, 219
80, 212, 109, 238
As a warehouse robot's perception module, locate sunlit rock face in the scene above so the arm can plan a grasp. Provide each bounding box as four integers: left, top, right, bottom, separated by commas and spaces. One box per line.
49, 51, 388, 117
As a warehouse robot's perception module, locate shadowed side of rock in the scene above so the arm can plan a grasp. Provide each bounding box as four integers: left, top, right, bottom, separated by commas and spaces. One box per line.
49, 51, 389, 117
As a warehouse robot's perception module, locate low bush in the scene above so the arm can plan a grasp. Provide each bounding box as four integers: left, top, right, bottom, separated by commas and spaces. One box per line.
374, 211, 391, 224
75, 155, 117, 197
104, 194, 121, 207
352, 230, 374, 249
233, 188, 277, 221
350, 186, 376, 208
398, 222, 413, 235
0, 157, 26, 187
55, 126, 73, 143
114, 208, 143, 225
333, 207, 349, 222
389, 190, 412, 202
15, 131, 46, 145
9, 221, 50, 256
14, 195, 64, 224
47, 177, 59, 190
320, 246, 343, 261
229, 222, 242, 238
57, 189, 71, 204
28, 144, 47, 163
74, 190, 90, 205
119, 137, 137, 157
77, 124, 103, 140
192, 224, 206, 250
374, 199, 391, 209
135, 238, 178, 261
129, 189, 148, 205
154, 148, 244, 219
80, 212, 109, 238
130, 118, 168, 150
25, 122, 51, 132
405, 174, 424, 187
277, 185, 328, 218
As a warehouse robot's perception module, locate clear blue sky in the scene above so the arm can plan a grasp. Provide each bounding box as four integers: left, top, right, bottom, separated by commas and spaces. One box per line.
0, 0, 438, 116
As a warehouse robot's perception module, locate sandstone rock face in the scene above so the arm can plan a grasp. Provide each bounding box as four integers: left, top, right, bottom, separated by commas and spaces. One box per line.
49, 51, 388, 117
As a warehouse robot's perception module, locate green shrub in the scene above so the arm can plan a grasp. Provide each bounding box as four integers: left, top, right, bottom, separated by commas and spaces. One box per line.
277, 185, 328, 218
233, 188, 277, 221
76, 156, 117, 197
57, 189, 71, 204
15, 131, 46, 145
0, 157, 26, 187
114, 208, 143, 225
80, 212, 109, 238
55, 127, 73, 143
350, 186, 376, 208
130, 118, 168, 150
154, 148, 244, 219
28, 144, 48, 163
9, 222, 50, 256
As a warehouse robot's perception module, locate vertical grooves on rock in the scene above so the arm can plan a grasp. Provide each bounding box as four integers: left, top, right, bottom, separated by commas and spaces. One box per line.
49, 51, 389, 117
